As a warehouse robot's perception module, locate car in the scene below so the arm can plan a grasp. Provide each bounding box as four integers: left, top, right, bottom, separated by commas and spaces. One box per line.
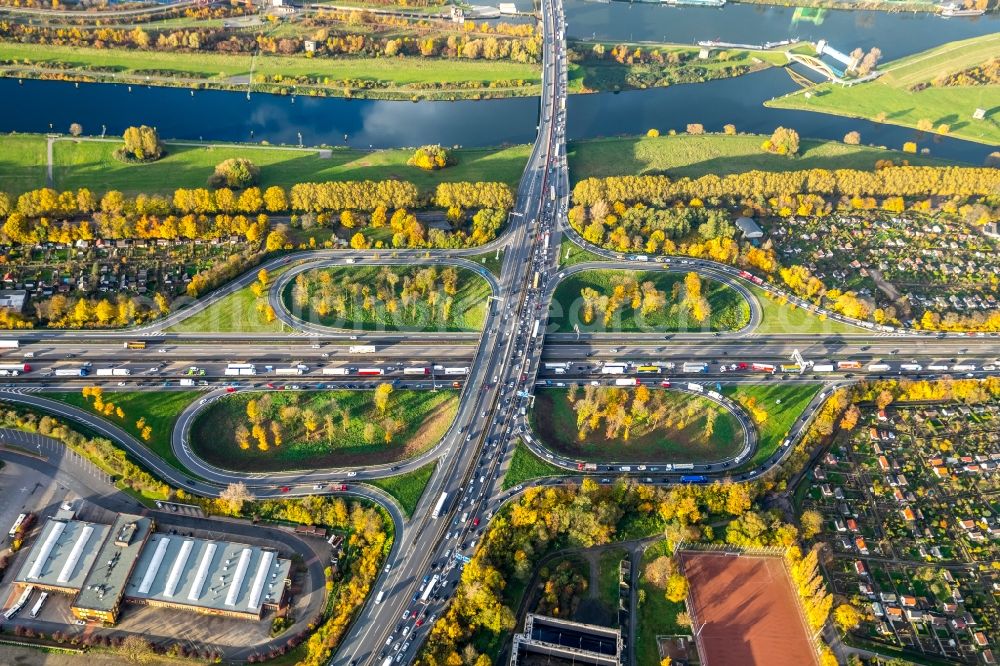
347, 471, 357, 477
415, 618, 424, 627
280, 486, 290, 493
402, 610, 410, 620
225, 386, 237, 393
266, 383, 276, 389
313, 483, 324, 490
74, 620, 86, 626
384, 563, 392, 573
402, 626, 411, 637
385, 636, 394, 646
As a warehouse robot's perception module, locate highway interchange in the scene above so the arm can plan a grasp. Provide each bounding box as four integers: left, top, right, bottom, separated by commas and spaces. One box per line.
1, 0, 999, 663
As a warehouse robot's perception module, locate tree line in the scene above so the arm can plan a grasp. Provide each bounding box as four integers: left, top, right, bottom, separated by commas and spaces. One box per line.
0, 180, 512, 250
0, 21, 540, 64
572, 166, 1000, 207
1, 178, 512, 221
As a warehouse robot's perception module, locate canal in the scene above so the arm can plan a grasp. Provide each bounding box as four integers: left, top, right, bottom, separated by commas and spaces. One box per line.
1, 2, 996, 161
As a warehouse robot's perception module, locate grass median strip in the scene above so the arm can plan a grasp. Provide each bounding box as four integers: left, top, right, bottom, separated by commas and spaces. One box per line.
367, 462, 436, 518
502, 440, 569, 490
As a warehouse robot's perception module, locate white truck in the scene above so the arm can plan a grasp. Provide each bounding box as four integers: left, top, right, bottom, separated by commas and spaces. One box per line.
686, 383, 705, 393
225, 364, 257, 376
322, 367, 351, 375
95, 368, 131, 376
349, 345, 376, 354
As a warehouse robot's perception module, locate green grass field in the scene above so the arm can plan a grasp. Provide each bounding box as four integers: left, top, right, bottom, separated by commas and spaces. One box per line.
167, 266, 291, 334
1, 136, 530, 196
559, 237, 608, 268
567, 132, 957, 183
0, 134, 48, 193
636, 539, 686, 666
502, 440, 570, 490
749, 285, 866, 335
464, 249, 505, 277
0, 42, 540, 94
722, 383, 822, 470
44, 390, 201, 473
552, 269, 750, 333
596, 547, 627, 618
283, 265, 491, 332
532, 387, 744, 464
766, 34, 1000, 146
190, 388, 457, 471
368, 462, 435, 518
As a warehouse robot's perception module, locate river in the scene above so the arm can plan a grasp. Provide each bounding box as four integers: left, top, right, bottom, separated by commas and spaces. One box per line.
2, 2, 997, 162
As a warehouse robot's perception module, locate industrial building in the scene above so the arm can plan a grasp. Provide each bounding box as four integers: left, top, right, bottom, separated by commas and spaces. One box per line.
510, 614, 623, 666
123, 533, 290, 620
11, 512, 290, 626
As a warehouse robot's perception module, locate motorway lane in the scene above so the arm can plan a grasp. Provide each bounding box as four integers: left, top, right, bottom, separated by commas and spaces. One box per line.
332, 1, 570, 661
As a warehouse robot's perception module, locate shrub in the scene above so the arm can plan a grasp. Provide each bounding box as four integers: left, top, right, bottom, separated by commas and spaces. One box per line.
843, 131, 861, 145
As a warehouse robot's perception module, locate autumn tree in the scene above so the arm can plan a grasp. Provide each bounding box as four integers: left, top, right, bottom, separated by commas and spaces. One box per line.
665, 573, 689, 602
800, 509, 824, 539
117, 125, 162, 162
644, 556, 674, 589
761, 126, 800, 156
407, 145, 453, 170
208, 158, 260, 189
116, 635, 155, 664
833, 603, 863, 632
374, 383, 394, 415
839, 404, 861, 431
219, 482, 255, 514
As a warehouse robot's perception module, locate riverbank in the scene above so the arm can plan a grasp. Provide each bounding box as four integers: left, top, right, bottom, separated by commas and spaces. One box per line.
0, 41, 542, 101
765, 33, 1000, 147
733, 0, 942, 13
567, 39, 803, 93
567, 132, 956, 182
0, 133, 531, 195
0, 37, 805, 101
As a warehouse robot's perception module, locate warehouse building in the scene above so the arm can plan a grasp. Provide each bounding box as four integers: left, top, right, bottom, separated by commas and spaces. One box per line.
123, 533, 289, 620
71, 514, 154, 624
9, 512, 290, 626
13, 518, 111, 595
